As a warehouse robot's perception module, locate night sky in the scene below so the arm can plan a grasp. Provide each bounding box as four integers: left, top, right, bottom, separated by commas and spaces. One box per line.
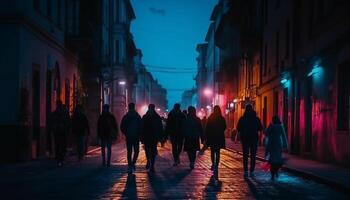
131, 0, 217, 108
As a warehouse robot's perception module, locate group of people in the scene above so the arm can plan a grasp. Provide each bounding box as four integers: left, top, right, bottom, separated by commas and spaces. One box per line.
49, 100, 288, 181
48, 101, 90, 166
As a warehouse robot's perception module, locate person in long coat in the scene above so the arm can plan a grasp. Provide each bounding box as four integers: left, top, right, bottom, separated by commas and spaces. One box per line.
165, 103, 186, 166
183, 106, 203, 169
237, 104, 263, 178
141, 104, 163, 172
265, 116, 288, 180
205, 106, 226, 171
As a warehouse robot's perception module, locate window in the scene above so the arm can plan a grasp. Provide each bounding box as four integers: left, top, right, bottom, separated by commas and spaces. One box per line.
285, 20, 290, 59
47, 0, 52, 19
337, 62, 350, 131
33, 0, 40, 11
276, 31, 279, 71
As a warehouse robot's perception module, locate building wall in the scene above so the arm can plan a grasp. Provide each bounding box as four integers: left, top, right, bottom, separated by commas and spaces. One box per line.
0, 0, 78, 162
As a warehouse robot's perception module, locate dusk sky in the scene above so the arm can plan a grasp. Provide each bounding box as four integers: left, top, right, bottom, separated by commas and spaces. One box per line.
131, 0, 217, 108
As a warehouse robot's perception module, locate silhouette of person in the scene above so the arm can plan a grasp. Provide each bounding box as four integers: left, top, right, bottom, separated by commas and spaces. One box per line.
49, 100, 70, 166
120, 103, 142, 174
200, 116, 208, 151
141, 104, 163, 172
205, 106, 227, 173
265, 116, 288, 180
183, 106, 203, 169
71, 105, 90, 161
165, 103, 186, 166
97, 104, 118, 167
237, 104, 263, 178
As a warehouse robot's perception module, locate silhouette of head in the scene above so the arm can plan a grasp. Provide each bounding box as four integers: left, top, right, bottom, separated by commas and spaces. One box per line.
188, 106, 196, 116
213, 105, 222, 116
148, 104, 155, 111
103, 104, 110, 112
244, 104, 256, 117
173, 103, 181, 110
128, 103, 135, 111
272, 115, 282, 124
183, 110, 188, 115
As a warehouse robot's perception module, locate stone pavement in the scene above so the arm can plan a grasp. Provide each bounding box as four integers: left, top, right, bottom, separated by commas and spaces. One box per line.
0, 141, 349, 200
226, 139, 350, 191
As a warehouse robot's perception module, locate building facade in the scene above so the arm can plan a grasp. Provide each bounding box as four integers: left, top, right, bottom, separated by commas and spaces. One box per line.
0, 0, 79, 161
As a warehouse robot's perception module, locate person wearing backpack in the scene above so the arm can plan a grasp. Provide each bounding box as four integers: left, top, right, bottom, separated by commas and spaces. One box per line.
237, 104, 263, 178
49, 100, 71, 166
97, 104, 118, 167
183, 106, 203, 169
120, 103, 142, 174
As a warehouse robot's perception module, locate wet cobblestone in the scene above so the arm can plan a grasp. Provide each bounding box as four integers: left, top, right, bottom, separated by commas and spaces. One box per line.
0, 142, 348, 199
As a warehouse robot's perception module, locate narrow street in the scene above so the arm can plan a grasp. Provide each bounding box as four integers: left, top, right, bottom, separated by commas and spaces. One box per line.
0, 142, 348, 200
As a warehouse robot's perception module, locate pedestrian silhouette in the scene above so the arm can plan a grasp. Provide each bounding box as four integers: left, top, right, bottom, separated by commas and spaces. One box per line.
237, 104, 263, 178
165, 103, 186, 166
183, 106, 203, 169
71, 105, 90, 161
205, 106, 226, 177
200, 116, 208, 152
49, 100, 70, 166
120, 103, 142, 174
97, 104, 118, 167
264, 116, 288, 180
141, 104, 163, 172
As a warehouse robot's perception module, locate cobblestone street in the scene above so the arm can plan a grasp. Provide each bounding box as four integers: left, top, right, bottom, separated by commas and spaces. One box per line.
0, 142, 348, 199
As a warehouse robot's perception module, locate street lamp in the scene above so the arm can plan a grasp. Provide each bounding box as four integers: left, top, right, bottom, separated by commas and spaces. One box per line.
203, 88, 213, 97
119, 81, 126, 85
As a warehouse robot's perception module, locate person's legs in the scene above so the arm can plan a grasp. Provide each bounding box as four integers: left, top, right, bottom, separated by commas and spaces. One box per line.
188, 150, 196, 169
149, 143, 157, 171
215, 149, 220, 167
101, 140, 106, 166
132, 140, 140, 166
210, 147, 215, 168
106, 140, 112, 166
126, 140, 133, 166
242, 141, 249, 175
250, 142, 258, 174
144, 144, 151, 169
77, 135, 85, 160
171, 137, 178, 164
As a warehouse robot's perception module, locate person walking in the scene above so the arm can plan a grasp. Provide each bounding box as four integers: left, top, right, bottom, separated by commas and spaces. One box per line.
120, 103, 142, 174
97, 104, 118, 167
183, 106, 203, 170
71, 105, 90, 161
200, 116, 208, 153
141, 104, 163, 172
165, 103, 186, 166
237, 104, 263, 178
49, 100, 70, 166
205, 106, 227, 173
265, 116, 288, 180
